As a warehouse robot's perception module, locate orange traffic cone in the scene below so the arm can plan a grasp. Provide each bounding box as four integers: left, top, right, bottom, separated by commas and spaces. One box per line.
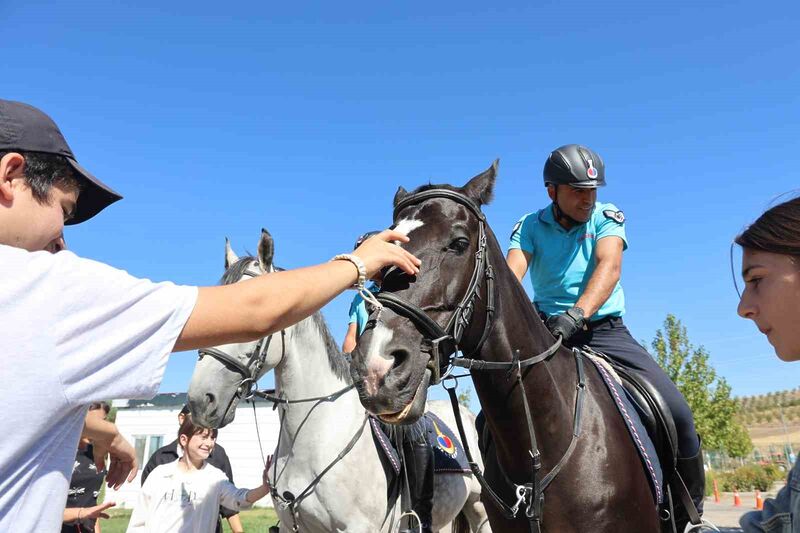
733, 489, 742, 507
755, 490, 764, 510
713, 479, 720, 503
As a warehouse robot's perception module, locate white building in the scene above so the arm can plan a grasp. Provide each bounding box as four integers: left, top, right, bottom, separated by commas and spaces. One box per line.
111, 393, 280, 509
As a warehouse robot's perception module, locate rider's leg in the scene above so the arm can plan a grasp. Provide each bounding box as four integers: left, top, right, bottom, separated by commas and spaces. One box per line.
400, 423, 434, 533
570, 317, 706, 528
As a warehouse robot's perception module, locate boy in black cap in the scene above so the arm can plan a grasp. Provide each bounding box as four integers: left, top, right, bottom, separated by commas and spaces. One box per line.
0, 99, 421, 531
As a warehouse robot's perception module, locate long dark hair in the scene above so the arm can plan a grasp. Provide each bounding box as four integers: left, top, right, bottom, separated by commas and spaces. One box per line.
736, 196, 800, 259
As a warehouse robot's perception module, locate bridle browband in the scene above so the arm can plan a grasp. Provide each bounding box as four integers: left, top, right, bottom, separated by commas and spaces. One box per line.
370, 187, 583, 533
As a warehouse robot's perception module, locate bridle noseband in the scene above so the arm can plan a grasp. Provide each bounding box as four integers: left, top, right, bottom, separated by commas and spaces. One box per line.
373, 188, 496, 384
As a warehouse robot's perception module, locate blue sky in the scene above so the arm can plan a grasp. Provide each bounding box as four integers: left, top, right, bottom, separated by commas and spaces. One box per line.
4, 1, 798, 400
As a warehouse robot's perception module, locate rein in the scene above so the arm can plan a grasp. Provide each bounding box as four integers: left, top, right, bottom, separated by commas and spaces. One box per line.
373, 187, 584, 533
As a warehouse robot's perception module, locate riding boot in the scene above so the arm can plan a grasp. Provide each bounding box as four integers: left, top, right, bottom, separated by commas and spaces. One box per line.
401, 432, 434, 533
673, 447, 706, 532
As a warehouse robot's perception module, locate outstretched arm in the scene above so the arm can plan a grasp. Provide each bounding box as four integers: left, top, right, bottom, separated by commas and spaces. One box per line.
175, 230, 420, 352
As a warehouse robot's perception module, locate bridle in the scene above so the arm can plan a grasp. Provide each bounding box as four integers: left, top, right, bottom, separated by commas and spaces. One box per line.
198, 262, 286, 406
369, 187, 583, 533
372, 188, 498, 384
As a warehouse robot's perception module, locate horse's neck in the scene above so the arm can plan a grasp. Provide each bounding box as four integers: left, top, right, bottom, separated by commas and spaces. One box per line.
274, 315, 363, 430
471, 231, 576, 458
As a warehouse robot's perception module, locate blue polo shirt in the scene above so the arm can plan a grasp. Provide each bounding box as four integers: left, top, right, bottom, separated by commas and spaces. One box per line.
348, 282, 380, 336
509, 202, 628, 321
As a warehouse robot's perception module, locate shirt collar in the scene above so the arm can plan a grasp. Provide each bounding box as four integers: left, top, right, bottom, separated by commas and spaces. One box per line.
538, 203, 592, 233
538, 204, 558, 226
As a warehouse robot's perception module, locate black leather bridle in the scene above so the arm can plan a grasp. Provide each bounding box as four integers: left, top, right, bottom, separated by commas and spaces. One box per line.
198, 262, 286, 407
373, 188, 497, 384
370, 188, 585, 533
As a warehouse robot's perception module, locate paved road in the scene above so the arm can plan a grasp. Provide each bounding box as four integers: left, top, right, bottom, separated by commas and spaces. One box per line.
700, 489, 783, 532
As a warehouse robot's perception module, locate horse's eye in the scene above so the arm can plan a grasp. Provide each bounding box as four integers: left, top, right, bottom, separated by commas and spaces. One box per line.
448, 238, 470, 254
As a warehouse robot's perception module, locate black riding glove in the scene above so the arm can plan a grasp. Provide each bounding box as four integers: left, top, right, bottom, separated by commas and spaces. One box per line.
545, 307, 586, 341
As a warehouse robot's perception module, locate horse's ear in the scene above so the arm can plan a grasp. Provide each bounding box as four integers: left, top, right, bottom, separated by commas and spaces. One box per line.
393, 186, 408, 207
225, 238, 239, 270
462, 159, 498, 207
257, 228, 275, 272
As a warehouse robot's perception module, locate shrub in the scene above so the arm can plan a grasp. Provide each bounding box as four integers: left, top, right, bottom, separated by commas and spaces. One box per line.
715, 464, 781, 491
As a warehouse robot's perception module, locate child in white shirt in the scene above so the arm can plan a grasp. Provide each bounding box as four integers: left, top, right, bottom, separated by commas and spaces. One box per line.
127, 417, 271, 533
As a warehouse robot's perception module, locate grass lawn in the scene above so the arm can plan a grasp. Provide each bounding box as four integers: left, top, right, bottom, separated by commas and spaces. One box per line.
99, 507, 279, 533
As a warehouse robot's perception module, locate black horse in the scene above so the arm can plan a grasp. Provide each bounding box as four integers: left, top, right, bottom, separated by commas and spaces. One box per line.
349, 162, 662, 532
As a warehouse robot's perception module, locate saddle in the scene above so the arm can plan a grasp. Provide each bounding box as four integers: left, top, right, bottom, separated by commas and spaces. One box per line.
584, 347, 679, 475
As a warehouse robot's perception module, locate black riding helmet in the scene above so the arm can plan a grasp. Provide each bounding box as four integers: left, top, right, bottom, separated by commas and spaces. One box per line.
543, 144, 606, 189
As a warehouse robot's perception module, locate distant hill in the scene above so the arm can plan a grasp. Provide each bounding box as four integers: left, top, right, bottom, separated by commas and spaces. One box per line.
736, 387, 800, 449
736, 387, 800, 427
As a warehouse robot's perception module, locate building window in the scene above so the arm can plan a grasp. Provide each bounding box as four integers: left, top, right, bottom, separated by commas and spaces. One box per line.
133, 436, 147, 467
149, 435, 164, 460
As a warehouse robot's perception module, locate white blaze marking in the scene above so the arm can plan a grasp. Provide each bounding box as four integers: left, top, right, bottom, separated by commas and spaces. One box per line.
364, 323, 395, 396
394, 218, 424, 237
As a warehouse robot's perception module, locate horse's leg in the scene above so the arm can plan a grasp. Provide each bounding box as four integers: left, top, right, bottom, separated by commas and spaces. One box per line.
462, 475, 492, 533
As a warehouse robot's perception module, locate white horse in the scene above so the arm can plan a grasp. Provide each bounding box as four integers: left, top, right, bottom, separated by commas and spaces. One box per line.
188, 229, 491, 533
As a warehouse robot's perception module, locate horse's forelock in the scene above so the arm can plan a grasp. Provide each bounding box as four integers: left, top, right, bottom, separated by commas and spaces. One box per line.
220, 256, 257, 285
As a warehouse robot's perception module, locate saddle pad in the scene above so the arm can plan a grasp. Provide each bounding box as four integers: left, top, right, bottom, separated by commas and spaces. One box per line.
369, 413, 472, 476
586, 355, 664, 504
369, 417, 402, 475
424, 412, 472, 474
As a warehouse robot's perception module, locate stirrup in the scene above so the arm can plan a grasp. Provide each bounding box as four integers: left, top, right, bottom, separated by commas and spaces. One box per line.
683, 518, 720, 533
398, 509, 422, 533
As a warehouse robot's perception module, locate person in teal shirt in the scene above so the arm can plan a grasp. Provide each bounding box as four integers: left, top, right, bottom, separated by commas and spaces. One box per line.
342, 230, 381, 353
506, 144, 706, 532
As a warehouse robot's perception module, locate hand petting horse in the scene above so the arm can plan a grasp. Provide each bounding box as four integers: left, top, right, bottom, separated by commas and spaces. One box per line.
188, 229, 492, 533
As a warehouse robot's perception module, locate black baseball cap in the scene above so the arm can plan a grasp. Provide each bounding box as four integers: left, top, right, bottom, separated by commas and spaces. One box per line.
0, 99, 122, 224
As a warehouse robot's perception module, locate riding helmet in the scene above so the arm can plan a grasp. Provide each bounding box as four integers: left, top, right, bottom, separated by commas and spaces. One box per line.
543, 144, 606, 188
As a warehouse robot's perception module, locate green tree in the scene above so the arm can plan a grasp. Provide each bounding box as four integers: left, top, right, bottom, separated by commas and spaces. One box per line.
726, 423, 754, 458
458, 387, 472, 409
650, 314, 752, 455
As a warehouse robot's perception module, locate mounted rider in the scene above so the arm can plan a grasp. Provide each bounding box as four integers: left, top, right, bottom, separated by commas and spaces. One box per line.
505, 144, 707, 531
342, 230, 435, 533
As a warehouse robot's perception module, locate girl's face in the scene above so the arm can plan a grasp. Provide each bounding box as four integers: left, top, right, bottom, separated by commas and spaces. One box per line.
180, 430, 216, 462
738, 248, 800, 361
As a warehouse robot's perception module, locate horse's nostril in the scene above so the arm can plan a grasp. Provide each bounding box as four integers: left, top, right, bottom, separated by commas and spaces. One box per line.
205, 393, 215, 406
390, 349, 410, 370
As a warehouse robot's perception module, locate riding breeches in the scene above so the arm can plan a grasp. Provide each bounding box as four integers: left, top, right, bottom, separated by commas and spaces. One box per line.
566, 316, 701, 458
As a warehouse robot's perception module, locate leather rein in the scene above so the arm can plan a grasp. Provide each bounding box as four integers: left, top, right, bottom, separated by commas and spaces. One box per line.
371, 188, 585, 533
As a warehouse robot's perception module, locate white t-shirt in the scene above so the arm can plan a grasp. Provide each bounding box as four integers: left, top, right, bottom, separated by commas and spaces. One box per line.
0, 245, 198, 532
126, 460, 251, 533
